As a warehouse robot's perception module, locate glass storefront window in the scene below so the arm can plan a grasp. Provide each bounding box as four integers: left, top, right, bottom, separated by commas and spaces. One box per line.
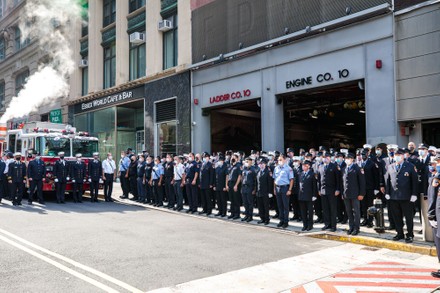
157, 121, 176, 155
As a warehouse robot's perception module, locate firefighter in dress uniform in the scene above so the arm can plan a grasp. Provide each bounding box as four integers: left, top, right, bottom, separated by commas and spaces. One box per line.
27, 153, 46, 204
88, 152, 102, 203
8, 152, 26, 206
71, 154, 86, 203
53, 151, 69, 204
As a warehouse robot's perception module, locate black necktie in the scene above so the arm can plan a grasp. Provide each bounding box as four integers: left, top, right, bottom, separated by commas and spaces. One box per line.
396, 164, 401, 173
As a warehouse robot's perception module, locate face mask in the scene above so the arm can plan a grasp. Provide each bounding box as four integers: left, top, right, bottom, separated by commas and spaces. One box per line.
166, 158, 172, 163
108, 156, 112, 160
174, 160, 178, 164
188, 157, 193, 162
121, 154, 125, 158
139, 158, 144, 162
345, 159, 352, 166
226, 156, 230, 161
316, 157, 322, 163
404, 154, 409, 159
278, 160, 284, 166
388, 151, 394, 157
77, 158, 82, 162
395, 156, 403, 163
35, 156, 41, 161
419, 150, 425, 157
218, 161, 223, 166
204, 158, 209, 163
161, 159, 165, 163
429, 166, 435, 172
244, 162, 249, 168
293, 162, 300, 168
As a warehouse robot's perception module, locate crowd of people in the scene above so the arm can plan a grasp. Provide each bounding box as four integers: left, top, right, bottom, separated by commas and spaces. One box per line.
1, 142, 440, 278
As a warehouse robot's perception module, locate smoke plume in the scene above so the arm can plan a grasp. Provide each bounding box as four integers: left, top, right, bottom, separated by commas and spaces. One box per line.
0, 0, 82, 123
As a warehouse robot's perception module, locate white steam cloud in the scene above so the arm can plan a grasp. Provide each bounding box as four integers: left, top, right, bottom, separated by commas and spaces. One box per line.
0, 0, 82, 123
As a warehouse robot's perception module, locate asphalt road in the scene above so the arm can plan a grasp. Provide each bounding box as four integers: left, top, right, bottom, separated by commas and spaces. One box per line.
0, 197, 342, 292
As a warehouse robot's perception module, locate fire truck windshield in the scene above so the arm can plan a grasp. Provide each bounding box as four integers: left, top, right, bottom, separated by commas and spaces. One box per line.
42, 137, 70, 156
72, 139, 98, 157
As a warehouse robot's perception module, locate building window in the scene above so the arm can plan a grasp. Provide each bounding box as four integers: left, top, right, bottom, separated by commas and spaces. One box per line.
82, 66, 88, 95
15, 70, 29, 95
129, 36, 146, 80
163, 14, 178, 70
103, 43, 116, 88
129, 0, 145, 13
0, 81, 4, 110
103, 0, 116, 27
155, 98, 177, 155
0, 0, 5, 19
14, 27, 29, 51
0, 38, 5, 60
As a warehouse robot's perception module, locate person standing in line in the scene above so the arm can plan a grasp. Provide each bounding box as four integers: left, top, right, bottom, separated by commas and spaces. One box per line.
298, 160, 318, 231
53, 151, 69, 204
226, 153, 242, 220
213, 155, 228, 217
164, 154, 176, 209
173, 155, 185, 211
8, 152, 26, 206
118, 151, 130, 199
102, 153, 116, 202
27, 153, 46, 205
136, 154, 146, 203
150, 156, 164, 207
241, 157, 257, 222
144, 156, 154, 204
71, 154, 86, 203
199, 152, 215, 215
273, 154, 294, 229
427, 156, 440, 278
88, 152, 102, 203
127, 154, 138, 201
184, 153, 199, 213
256, 158, 272, 225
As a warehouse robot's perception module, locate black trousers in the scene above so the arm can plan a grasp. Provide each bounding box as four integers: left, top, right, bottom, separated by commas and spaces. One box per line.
165, 178, 175, 206
104, 174, 114, 200
290, 193, 301, 218
129, 176, 138, 198
361, 189, 375, 223
185, 182, 198, 211
337, 195, 347, 222
299, 200, 314, 229
29, 179, 43, 203
321, 194, 338, 229
216, 189, 228, 215
145, 179, 152, 203
56, 182, 66, 202
314, 195, 322, 219
11, 182, 24, 204
242, 191, 253, 218
228, 183, 241, 217
257, 195, 270, 222
90, 180, 99, 201
390, 200, 414, 237
120, 171, 129, 196
201, 188, 213, 213
152, 179, 163, 205
73, 182, 83, 202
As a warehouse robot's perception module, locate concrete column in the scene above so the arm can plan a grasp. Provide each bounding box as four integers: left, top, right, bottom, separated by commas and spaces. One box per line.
115, 0, 129, 85
261, 68, 284, 152
88, 0, 103, 92
192, 84, 211, 153
146, 0, 162, 76
177, 0, 191, 67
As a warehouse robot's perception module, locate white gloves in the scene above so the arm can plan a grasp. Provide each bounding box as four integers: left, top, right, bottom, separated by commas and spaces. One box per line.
429, 220, 438, 229
72, 180, 76, 183
374, 190, 379, 195
410, 195, 417, 202
99, 179, 103, 184
83, 179, 86, 182
67, 177, 70, 181
385, 194, 390, 200
54, 178, 59, 183
312, 197, 317, 201
268, 193, 273, 198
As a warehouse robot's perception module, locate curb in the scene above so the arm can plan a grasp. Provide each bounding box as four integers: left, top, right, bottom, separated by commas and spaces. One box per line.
308, 232, 438, 257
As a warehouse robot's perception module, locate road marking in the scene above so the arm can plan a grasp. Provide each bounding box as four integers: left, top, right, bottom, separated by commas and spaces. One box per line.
0, 233, 119, 293
0, 228, 144, 293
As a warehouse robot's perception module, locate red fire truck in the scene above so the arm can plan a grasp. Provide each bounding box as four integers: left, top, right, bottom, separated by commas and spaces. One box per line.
0, 122, 100, 194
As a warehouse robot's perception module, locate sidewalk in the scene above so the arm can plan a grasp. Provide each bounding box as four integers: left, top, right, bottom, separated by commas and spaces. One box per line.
99, 183, 437, 257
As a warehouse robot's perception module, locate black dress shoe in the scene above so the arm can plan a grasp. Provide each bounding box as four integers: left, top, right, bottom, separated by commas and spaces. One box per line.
232, 216, 240, 220
282, 223, 288, 229
221, 214, 226, 217
347, 229, 353, 235
227, 214, 234, 219
366, 222, 374, 228
277, 222, 284, 228
264, 221, 270, 225
39, 201, 45, 205
405, 236, 413, 243
272, 214, 279, 219
386, 225, 395, 230
329, 228, 336, 232
431, 271, 440, 278
241, 216, 248, 222
206, 212, 212, 216
314, 218, 322, 223
306, 226, 313, 231
198, 211, 205, 215
393, 234, 404, 241
351, 230, 359, 236
341, 220, 347, 224
119, 196, 128, 199
360, 220, 367, 227
257, 220, 264, 224
28, 201, 32, 205
321, 225, 329, 231
301, 227, 307, 231
246, 217, 253, 222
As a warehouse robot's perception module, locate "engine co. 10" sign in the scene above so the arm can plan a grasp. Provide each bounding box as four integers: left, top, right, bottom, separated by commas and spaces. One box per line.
285, 69, 350, 89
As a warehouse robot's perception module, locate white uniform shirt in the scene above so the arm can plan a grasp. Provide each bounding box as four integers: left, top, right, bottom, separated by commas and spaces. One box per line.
174, 163, 185, 180
102, 159, 116, 174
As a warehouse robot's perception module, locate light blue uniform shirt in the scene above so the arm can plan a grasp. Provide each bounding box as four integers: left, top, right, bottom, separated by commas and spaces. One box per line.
119, 156, 130, 172
273, 163, 294, 186
152, 164, 164, 180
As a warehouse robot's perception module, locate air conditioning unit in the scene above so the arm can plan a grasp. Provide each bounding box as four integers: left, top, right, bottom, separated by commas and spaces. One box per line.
158, 20, 173, 32
79, 59, 88, 68
129, 32, 146, 44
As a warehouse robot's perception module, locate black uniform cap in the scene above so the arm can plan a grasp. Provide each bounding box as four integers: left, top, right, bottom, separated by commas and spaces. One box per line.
203, 152, 210, 158
418, 143, 428, 149
303, 160, 312, 166
396, 148, 405, 155
286, 148, 294, 153
346, 153, 355, 159
336, 152, 346, 158
259, 158, 268, 164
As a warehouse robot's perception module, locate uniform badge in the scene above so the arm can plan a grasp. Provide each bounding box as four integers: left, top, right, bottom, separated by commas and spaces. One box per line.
404, 172, 409, 177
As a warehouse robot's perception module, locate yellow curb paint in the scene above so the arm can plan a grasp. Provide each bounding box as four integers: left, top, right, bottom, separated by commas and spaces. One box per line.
308, 233, 437, 257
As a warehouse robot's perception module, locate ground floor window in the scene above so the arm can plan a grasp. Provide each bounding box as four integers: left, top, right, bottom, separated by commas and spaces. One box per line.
155, 98, 177, 155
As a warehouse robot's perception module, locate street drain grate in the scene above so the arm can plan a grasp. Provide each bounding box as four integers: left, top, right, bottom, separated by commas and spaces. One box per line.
361, 247, 380, 251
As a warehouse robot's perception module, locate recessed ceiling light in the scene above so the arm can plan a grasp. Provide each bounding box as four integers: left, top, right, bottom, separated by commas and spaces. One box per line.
346, 122, 355, 126
359, 110, 365, 114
